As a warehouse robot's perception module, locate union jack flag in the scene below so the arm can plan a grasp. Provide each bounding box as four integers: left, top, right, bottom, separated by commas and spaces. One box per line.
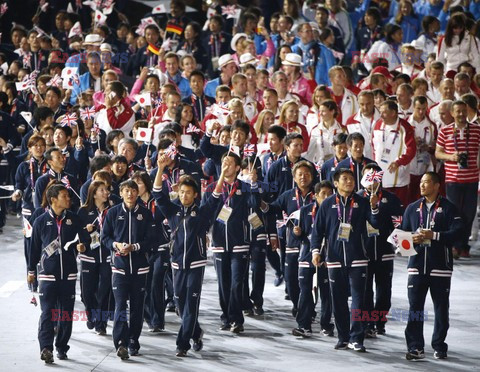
243, 144, 255, 157
61, 176, 71, 189
186, 124, 201, 134
92, 122, 100, 134
221, 5, 237, 16
46, 74, 62, 87
165, 144, 177, 160
60, 113, 78, 127
276, 211, 288, 228
391, 215, 402, 228
0, 3, 8, 16
79, 106, 96, 121
22, 53, 31, 68
314, 162, 321, 172
364, 170, 384, 183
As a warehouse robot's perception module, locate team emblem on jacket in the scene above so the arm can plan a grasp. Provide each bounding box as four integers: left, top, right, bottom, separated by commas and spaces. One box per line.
66, 219, 72, 225
137, 214, 143, 220
236, 190, 242, 195
353, 203, 359, 208
437, 207, 443, 213
191, 211, 196, 217
382, 198, 387, 203
118, 216, 125, 220
47, 221, 52, 225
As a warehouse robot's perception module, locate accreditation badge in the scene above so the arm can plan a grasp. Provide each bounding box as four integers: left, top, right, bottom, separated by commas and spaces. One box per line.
337, 223, 352, 242
216, 205, 232, 224
248, 212, 263, 230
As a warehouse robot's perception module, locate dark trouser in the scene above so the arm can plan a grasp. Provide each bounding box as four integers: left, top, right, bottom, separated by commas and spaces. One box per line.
285, 251, 300, 308
165, 268, 175, 306
365, 259, 394, 331
297, 266, 314, 330
297, 265, 332, 331
266, 244, 283, 278
144, 253, 169, 329
214, 251, 249, 326
80, 260, 113, 332
405, 274, 451, 353
112, 273, 147, 351
38, 279, 76, 353
173, 267, 204, 351
250, 241, 267, 308
242, 259, 253, 311
446, 182, 478, 252
329, 266, 367, 344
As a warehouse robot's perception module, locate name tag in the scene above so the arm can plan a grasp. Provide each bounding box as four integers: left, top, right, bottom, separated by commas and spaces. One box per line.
44, 238, 60, 257
217, 205, 232, 224
248, 212, 263, 230
337, 223, 352, 242
366, 222, 379, 237
90, 231, 100, 250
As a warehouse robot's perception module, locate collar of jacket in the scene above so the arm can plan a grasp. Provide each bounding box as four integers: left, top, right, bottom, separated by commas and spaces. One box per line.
122, 203, 139, 213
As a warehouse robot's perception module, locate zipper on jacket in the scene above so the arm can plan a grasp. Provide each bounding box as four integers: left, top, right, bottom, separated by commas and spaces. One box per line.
183, 207, 187, 269
129, 209, 133, 274
424, 206, 431, 275
59, 226, 63, 280
342, 196, 346, 266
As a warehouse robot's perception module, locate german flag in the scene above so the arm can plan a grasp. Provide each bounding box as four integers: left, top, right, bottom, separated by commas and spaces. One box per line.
166, 23, 183, 35
147, 43, 160, 55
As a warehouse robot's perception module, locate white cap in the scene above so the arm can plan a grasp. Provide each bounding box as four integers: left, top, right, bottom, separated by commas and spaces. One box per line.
239, 53, 257, 67
83, 34, 104, 46
230, 33, 247, 52
282, 53, 304, 67
218, 54, 236, 70
100, 43, 112, 52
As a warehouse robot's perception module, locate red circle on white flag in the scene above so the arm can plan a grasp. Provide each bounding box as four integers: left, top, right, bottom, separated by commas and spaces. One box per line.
401, 240, 411, 250
140, 98, 145, 104
140, 131, 146, 137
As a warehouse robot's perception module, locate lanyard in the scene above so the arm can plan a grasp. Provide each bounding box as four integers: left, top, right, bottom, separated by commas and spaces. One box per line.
97, 208, 108, 231
312, 202, 318, 221
295, 188, 312, 210
165, 167, 180, 191
349, 157, 366, 173
453, 123, 470, 153
419, 198, 440, 228
222, 181, 238, 206
55, 217, 62, 238
191, 95, 206, 121
336, 194, 354, 224
30, 158, 46, 191
382, 121, 401, 145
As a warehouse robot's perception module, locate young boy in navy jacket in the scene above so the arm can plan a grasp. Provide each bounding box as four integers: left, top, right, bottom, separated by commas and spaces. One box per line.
153, 153, 225, 357
292, 180, 334, 338
101, 180, 155, 360
28, 184, 90, 364
311, 168, 380, 352
401, 172, 462, 361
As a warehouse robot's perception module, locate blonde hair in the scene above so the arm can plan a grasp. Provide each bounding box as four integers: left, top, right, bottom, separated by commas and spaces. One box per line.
254, 109, 275, 137
226, 98, 247, 124
278, 100, 299, 124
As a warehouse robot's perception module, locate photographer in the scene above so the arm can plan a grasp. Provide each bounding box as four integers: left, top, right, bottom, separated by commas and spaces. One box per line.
435, 100, 480, 258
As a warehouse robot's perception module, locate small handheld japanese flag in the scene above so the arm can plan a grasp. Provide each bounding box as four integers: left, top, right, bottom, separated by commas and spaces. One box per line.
135, 93, 151, 107
68, 22, 82, 38
15, 81, 30, 91
94, 10, 107, 25
228, 145, 240, 157
20, 112, 32, 124
23, 217, 32, 238
61, 66, 78, 79
387, 229, 417, 256
136, 128, 153, 142
152, 3, 167, 14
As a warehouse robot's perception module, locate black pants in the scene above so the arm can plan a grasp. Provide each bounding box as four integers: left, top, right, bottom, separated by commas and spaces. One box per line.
250, 241, 267, 308
80, 260, 113, 332
38, 278, 76, 353
214, 251, 249, 326
405, 274, 450, 353
285, 251, 300, 308
111, 272, 147, 351
365, 259, 394, 331
329, 266, 367, 344
173, 267, 204, 351
446, 181, 478, 252
144, 253, 169, 329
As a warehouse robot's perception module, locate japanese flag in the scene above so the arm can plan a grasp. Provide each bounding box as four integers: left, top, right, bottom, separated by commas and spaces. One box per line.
68, 22, 82, 38
228, 145, 240, 157
15, 81, 30, 91
256, 143, 270, 155
136, 128, 153, 142
135, 93, 151, 107
387, 229, 417, 257
61, 66, 78, 79
95, 10, 107, 25
20, 112, 32, 123
152, 3, 167, 14
23, 217, 32, 238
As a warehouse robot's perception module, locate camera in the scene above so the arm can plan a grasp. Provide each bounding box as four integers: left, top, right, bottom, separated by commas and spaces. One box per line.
458, 152, 468, 169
